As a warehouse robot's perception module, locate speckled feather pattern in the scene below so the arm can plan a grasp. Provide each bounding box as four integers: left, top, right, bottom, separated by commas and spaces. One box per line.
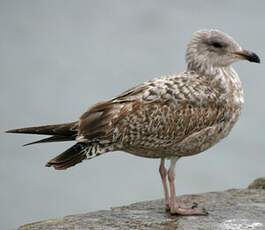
78, 66, 243, 159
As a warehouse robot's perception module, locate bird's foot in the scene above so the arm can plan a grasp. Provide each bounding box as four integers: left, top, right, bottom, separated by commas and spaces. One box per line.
166, 201, 198, 211
169, 202, 208, 216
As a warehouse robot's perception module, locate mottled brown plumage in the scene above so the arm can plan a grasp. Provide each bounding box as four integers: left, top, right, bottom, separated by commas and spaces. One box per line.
6, 29, 260, 215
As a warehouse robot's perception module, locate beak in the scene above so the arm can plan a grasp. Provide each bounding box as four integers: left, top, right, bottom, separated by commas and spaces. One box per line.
233, 50, 260, 63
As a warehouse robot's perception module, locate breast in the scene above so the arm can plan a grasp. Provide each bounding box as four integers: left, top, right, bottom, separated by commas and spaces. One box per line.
171, 69, 244, 157
211, 67, 244, 141
222, 67, 244, 108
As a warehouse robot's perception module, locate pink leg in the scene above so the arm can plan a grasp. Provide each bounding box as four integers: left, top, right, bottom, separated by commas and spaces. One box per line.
167, 157, 208, 216
159, 158, 170, 210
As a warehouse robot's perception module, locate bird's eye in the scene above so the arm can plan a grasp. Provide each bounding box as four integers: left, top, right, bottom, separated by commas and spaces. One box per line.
211, 42, 223, 48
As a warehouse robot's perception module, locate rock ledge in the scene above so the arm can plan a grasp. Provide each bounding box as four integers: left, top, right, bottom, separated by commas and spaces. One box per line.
19, 178, 265, 230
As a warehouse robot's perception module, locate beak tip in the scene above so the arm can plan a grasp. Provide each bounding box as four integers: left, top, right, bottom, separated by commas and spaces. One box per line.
235, 50, 261, 63
246, 51, 261, 64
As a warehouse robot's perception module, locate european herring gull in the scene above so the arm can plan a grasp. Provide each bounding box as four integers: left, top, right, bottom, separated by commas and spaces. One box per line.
7, 29, 260, 215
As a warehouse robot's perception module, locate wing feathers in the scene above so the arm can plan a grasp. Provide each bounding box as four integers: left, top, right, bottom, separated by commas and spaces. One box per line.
6, 122, 77, 136
23, 135, 74, 146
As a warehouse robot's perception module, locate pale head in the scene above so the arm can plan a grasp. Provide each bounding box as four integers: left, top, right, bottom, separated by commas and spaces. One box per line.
186, 29, 260, 73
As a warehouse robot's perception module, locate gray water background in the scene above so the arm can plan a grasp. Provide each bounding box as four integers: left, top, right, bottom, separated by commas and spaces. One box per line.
0, 1, 264, 229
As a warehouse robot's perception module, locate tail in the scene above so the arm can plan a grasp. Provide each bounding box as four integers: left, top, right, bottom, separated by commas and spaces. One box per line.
6, 121, 112, 170
6, 122, 78, 146
46, 142, 112, 170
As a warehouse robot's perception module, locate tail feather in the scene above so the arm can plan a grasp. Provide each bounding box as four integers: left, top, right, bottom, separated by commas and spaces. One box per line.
6, 122, 77, 136
6, 121, 113, 170
46, 142, 112, 170
46, 143, 87, 170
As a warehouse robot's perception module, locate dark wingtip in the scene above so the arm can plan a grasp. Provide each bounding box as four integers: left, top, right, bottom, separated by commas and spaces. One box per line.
5, 128, 27, 134
5, 128, 34, 134
45, 162, 52, 167
5, 129, 15, 133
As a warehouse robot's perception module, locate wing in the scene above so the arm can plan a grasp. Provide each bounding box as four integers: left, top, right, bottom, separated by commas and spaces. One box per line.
112, 73, 229, 151
76, 72, 228, 149
77, 82, 149, 142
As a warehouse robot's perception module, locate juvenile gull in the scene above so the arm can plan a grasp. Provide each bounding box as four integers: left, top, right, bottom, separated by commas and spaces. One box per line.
7, 29, 260, 215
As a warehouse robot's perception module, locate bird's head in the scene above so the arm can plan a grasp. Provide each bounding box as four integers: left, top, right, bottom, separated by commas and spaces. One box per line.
186, 29, 260, 73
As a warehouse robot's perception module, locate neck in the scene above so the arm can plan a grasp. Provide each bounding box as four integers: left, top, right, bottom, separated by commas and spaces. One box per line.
186, 61, 232, 76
